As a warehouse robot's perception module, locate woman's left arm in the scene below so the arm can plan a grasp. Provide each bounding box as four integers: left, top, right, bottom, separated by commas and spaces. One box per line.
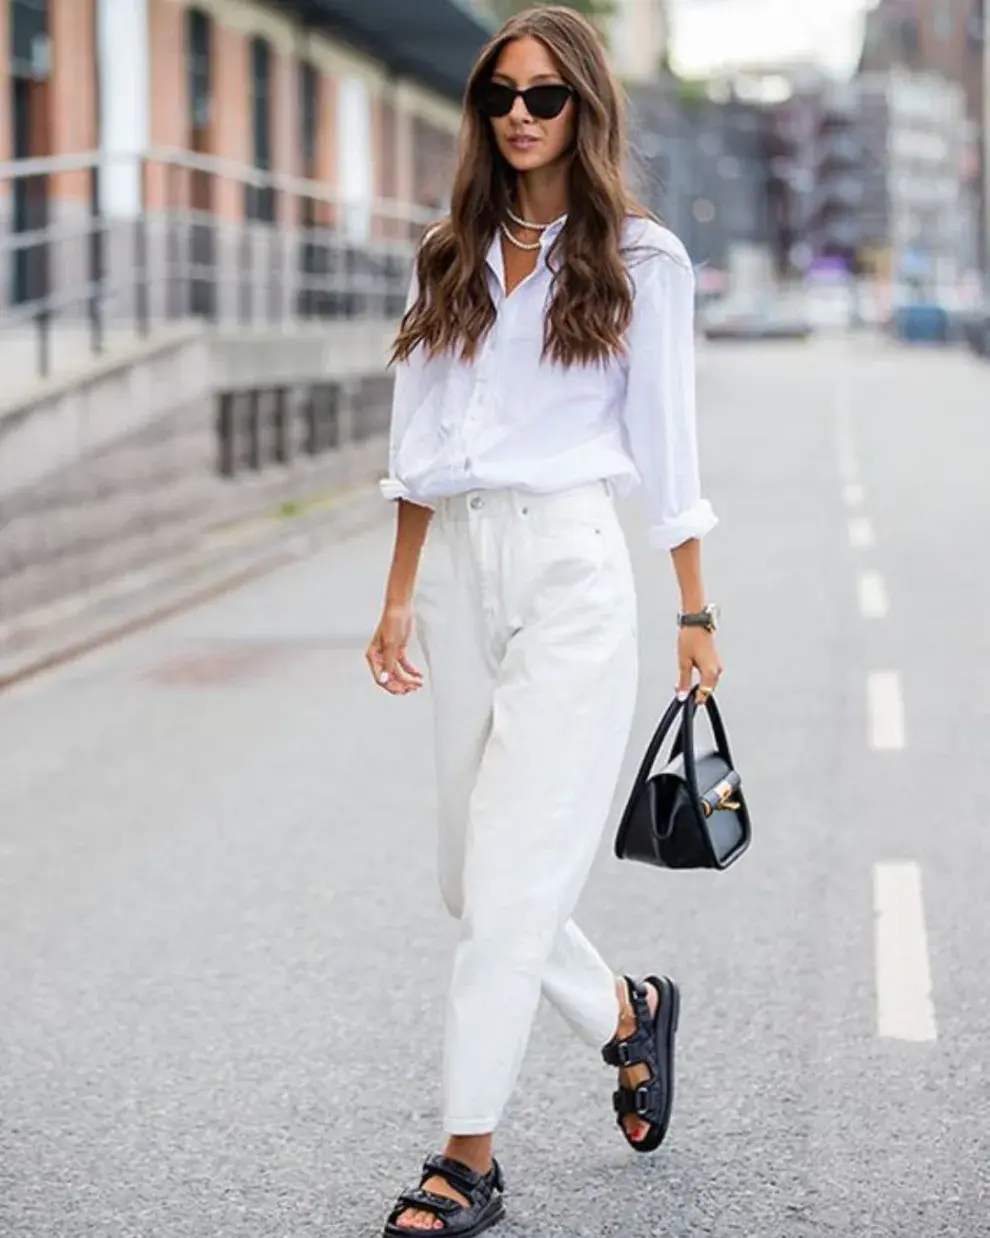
670, 537, 723, 704
622, 233, 722, 704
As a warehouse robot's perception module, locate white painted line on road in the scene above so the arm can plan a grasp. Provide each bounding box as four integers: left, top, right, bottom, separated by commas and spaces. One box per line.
849, 517, 875, 548
867, 671, 905, 751
858, 571, 889, 619
844, 482, 865, 508
874, 861, 937, 1042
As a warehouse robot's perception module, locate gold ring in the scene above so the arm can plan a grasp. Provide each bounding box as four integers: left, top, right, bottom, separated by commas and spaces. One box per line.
697, 685, 714, 697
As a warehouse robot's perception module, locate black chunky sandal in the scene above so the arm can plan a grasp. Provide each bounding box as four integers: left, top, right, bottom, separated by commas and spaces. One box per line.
601, 974, 680, 1153
383, 1153, 505, 1237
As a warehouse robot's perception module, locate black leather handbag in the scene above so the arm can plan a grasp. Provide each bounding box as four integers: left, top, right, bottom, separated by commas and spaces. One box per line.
614, 692, 751, 871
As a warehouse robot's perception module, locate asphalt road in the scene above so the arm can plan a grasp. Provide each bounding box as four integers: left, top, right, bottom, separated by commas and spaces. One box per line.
2, 337, 988, 1237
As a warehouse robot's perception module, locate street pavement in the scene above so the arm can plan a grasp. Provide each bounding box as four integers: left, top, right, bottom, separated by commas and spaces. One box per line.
1, 336, 988, 1237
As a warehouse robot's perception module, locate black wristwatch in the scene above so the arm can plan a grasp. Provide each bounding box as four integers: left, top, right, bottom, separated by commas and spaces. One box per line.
677, 603, 720, 633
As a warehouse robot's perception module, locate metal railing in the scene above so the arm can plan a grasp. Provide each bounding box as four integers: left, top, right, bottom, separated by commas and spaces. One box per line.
0, 148, 439, 387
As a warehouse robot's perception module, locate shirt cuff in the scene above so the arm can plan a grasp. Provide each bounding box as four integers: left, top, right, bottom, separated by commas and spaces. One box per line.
648, 500, 718, 550
378, 476, 435, 509
379, 475, 410, 502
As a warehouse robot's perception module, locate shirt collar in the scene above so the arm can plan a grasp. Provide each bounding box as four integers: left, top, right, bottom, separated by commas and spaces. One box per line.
540, 214, 568, 246
485, 231, 505, 288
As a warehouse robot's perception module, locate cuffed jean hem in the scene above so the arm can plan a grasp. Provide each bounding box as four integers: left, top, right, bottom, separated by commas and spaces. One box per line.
444, 1115, 501, 1136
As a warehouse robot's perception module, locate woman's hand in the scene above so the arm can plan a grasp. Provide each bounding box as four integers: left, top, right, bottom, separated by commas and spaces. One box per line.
677, 627, 723, 705
366, 601, 424, 695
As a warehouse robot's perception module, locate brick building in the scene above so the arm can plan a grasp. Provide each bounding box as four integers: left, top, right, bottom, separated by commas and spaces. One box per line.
1, 0, 488, 309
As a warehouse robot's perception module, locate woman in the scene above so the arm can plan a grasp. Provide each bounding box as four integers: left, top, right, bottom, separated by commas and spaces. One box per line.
365, 7, 722, 1233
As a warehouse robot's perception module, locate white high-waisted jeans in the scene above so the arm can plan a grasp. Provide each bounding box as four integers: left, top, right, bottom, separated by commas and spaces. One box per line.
414, 481, 639, 1135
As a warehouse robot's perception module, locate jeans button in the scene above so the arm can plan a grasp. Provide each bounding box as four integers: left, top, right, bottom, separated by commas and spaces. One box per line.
470, 495, 484, 510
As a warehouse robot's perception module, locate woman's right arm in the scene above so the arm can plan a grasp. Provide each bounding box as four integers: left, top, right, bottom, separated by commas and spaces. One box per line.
385, 499, 433, 613
367, 253, 436, 694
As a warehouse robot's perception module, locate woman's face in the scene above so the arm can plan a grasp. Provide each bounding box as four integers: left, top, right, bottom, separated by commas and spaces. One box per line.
486, 36, 576, 174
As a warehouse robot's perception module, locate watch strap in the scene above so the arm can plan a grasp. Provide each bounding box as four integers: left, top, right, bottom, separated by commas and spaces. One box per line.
678, 604, 718, 631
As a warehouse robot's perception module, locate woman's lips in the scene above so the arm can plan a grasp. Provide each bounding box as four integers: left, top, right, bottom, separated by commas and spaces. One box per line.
508, 134, 539, 150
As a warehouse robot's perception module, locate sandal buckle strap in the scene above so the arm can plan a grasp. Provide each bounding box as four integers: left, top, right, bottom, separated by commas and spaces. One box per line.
419, 1153, 502, 1206
601, 1027, 654, 1068
613, 1080, 662, 1118
397, 1189, 460, 1215
422, 1154, 483, 1197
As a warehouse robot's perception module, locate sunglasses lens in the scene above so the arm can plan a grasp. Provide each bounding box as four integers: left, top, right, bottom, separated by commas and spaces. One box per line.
523, 85, 572, 119
476, 83, 515, 118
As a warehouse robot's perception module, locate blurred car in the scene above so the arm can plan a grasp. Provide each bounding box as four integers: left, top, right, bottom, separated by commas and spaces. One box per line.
699, 298, 813, 342
891, 302, 952, 344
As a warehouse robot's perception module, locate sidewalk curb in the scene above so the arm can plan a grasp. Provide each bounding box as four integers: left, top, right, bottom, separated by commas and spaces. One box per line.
0, 485, 390, 694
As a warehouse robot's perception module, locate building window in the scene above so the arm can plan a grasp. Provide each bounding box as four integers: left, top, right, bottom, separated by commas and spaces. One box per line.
247, 36, 276, 222
251, 37, 272, 171
10, 0, 49, 79
299, 60, 319, 177
898, 16, 919, 60
187, 8, 212, 137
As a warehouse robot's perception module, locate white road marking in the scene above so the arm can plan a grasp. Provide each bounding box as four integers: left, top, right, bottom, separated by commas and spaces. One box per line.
867, 671, 905, 750
849, 516, 875, 548
858, 571, 889, 618
873, 861, 937, 1042
844, 482, 865, 508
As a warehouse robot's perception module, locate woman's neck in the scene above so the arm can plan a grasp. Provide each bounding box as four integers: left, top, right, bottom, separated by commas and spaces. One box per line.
513, 168, 569, 226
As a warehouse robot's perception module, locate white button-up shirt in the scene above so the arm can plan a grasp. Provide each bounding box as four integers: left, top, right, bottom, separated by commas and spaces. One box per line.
380, 216, 717, 550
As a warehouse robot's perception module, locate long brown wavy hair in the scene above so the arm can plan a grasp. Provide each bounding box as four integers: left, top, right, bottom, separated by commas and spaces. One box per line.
391, 5, 646, 369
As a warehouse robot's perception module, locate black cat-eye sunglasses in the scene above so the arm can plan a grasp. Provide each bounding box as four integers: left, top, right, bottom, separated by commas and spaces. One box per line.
475, 81, 575, 121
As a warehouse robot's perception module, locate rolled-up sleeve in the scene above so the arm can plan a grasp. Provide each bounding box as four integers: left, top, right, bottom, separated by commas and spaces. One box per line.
379, 348, 419, 503
622, 236, 718, 550
379, 264, 431, 505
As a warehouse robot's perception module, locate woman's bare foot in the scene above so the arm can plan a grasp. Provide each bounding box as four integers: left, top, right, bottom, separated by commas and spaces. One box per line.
613, 976, 660, 1143
394, 1136, 494, 1231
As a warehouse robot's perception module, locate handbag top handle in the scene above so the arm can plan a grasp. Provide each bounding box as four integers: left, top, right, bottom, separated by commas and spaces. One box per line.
677, 691, 736, 791
627, 692, 736, 806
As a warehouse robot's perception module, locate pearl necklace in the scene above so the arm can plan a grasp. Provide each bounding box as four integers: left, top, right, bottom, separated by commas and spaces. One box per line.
501, 206, 567, 252
500, 220, 542, 251
506, 205, 567, 232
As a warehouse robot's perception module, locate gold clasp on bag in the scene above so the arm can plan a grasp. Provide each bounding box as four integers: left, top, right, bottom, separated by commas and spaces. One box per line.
702, 779, 740, 817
